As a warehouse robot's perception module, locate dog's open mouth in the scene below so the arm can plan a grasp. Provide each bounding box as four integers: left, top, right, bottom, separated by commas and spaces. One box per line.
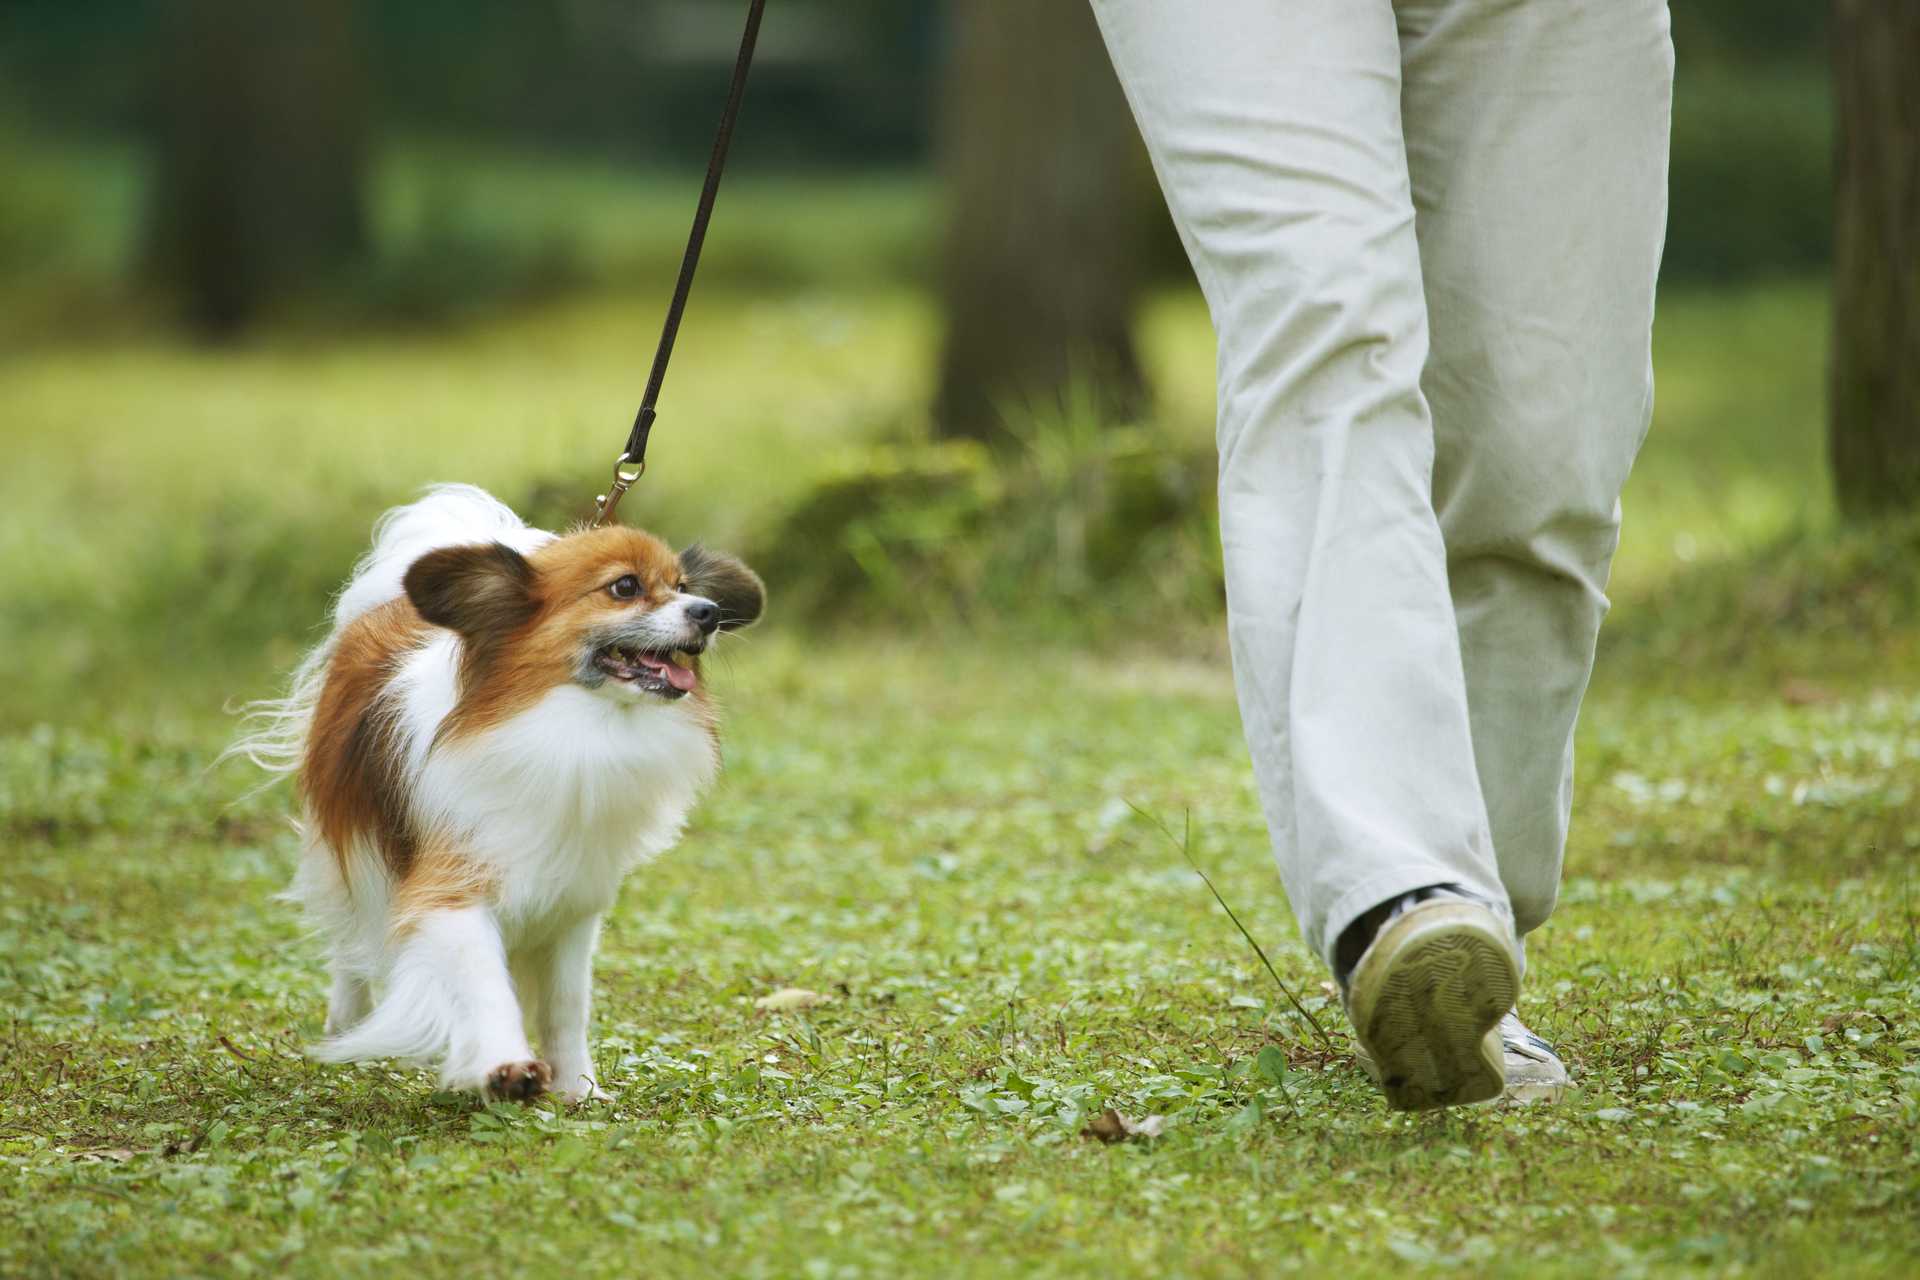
593, 645, 699, 698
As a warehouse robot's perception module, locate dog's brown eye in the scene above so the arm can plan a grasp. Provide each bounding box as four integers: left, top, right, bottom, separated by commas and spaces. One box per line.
609, 575, 642, 600
675, 580, 687, 594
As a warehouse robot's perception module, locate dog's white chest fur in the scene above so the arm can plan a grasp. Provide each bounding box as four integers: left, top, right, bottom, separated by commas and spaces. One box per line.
398, 637, 720, 931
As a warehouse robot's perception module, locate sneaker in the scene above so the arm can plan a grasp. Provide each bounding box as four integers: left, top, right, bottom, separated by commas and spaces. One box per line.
1353, 1003, 1573, 1106
1339, 886, 1519, 1111
1498, 1011, 1569, 1104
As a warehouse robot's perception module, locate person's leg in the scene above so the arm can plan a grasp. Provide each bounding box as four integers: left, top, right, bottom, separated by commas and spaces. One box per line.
1397, 0, 1675, 937
1088, 0, 1506, 966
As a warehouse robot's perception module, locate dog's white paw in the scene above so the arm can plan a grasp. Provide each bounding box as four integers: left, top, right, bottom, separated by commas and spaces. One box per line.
552, 1071, 613, 1104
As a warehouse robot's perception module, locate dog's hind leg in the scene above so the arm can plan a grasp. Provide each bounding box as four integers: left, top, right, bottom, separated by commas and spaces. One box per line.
316, 904, 549, 1099
288, 839, 390, 1038
324, 967, 372, 1036
312, 846, 549, 1099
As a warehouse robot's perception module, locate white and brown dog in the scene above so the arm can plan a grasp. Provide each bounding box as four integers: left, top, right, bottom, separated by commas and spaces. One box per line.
238, 485, 763, 1101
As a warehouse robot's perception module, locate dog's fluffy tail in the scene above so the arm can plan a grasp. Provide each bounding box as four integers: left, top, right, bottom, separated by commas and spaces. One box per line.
226, 484, 555, 781
225, 638, 334, 780
311, 909, 518, 1090
309, 974, 455, 1076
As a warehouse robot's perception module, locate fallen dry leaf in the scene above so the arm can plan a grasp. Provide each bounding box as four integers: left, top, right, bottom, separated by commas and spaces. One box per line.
1780, 678, 1837, 707
1080, 1109, 1166, 1143
1821, 1010, 1895, 1034
70, 1149, 136, 1164
753, 987, 829, 1012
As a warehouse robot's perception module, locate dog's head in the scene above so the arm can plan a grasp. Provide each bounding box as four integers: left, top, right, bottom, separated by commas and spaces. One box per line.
402, 527, 764, 709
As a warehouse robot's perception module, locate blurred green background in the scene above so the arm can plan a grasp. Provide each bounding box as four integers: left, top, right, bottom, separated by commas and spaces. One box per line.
3, 0, 1887, 734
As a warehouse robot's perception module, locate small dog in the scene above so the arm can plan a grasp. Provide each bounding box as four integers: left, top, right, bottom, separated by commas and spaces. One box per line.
237, 485, 763, 1101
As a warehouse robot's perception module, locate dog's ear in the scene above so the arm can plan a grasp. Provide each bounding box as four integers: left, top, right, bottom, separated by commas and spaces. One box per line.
679, 544, 765, 630
404, 542, 538, 640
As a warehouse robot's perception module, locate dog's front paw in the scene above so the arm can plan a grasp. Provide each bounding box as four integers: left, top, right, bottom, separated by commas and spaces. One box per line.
485, 1059, 553, 1102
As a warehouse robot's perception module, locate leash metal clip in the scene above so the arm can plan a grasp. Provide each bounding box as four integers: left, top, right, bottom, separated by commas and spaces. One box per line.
592, 453, 646, 527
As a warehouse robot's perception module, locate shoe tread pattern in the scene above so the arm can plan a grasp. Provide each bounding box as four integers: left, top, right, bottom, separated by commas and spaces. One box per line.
1353, 909, 1517, 1112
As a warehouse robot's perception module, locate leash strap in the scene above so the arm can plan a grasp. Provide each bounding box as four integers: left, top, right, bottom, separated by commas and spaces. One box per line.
595, 0, 769, 527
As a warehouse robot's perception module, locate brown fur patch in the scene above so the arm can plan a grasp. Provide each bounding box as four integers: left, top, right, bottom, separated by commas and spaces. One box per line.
392, 841, 497, 934
301, 599, 430, 879
437, 527, 695, 740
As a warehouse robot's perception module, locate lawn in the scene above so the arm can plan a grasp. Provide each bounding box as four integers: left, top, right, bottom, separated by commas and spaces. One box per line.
3, 267, 1917, 1276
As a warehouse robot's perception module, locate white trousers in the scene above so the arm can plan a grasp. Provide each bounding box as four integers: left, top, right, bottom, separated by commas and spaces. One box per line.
1091, 0, 1673, 965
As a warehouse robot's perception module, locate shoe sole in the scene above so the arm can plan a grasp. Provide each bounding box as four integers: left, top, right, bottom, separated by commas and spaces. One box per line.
1347, 901, 1518, 1112
1503, 1077, 1568, 1105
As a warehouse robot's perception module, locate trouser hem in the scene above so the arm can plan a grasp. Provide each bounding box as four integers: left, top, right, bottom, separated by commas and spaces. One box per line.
1315, 863, 1513, 976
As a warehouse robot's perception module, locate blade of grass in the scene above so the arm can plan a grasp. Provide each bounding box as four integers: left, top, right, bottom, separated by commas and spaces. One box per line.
1128, 803, 1336, 1054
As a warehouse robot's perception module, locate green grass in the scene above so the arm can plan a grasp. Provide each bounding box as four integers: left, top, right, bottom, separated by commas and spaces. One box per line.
4, 642, 1918, 1277
4, 256, 1918, 1274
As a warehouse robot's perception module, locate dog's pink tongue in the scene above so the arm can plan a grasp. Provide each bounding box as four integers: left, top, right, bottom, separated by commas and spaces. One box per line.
638, 653, 698, 692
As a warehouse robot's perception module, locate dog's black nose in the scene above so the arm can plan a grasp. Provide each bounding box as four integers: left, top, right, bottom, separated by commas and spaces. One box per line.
685, 598, 721, 634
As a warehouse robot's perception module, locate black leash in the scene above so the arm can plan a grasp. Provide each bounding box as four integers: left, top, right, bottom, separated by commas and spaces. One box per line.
594, 0, 769, 527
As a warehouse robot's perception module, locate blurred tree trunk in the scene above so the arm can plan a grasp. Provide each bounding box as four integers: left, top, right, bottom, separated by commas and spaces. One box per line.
147, 0, 369, 337
935, 0, 1149, 442
1830, 0, 1920, 517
